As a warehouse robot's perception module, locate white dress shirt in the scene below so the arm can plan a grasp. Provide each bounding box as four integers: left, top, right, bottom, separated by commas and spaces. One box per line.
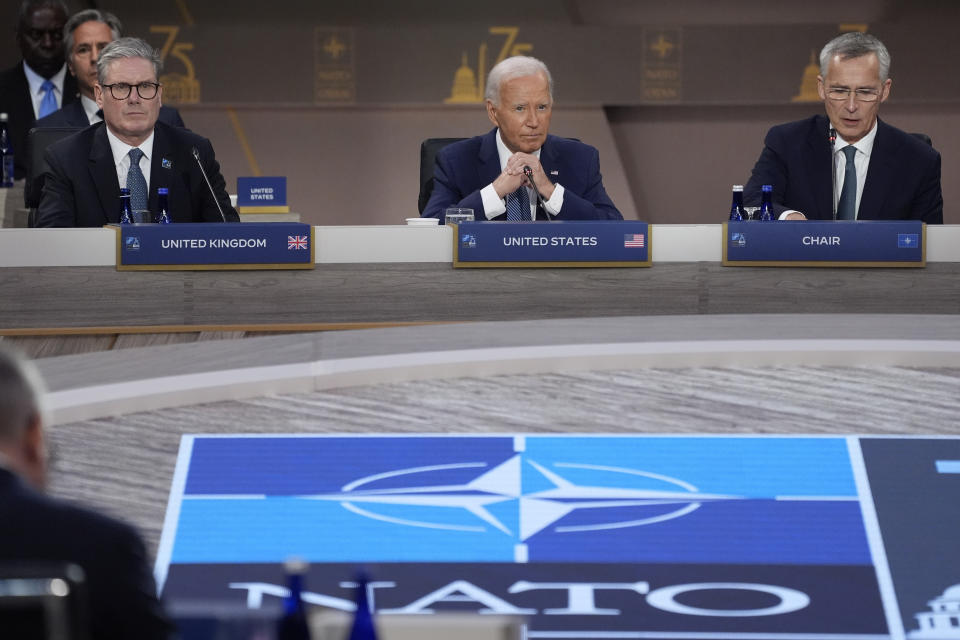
478, 129, 565, 220
81, 94, 102, 124
105, 127, 155, 195
832, 121, 877, 219
779, 119, 878, 220
22, 61, 67, 119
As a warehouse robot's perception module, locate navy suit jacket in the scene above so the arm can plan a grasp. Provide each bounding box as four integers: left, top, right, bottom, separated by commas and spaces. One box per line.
0, 62, 78, 179
34, 100, 186, 129
36, 121, 240, 227
745, 115, 942, 223
0, 468, 172, 640
423, 128, 622, 221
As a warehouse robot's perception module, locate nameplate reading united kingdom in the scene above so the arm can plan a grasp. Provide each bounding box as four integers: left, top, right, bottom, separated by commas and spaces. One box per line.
723, 220, 925, 267
453, 221, 651, 268
113, 222, 314, 271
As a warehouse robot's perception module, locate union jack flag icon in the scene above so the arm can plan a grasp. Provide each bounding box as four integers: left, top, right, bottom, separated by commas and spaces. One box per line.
287, 235, 308, 250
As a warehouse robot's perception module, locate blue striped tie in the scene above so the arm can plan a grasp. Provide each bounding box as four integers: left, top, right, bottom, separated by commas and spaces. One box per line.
506, 185, 528, 221
127, 148, 148, 212
836, 145, 857, 220
38, 80, 57, 118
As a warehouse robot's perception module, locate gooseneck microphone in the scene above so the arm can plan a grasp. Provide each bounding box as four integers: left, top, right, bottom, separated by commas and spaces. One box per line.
192, 146, 228, 222
828, 128, 837, 219
523, 165, 552, 221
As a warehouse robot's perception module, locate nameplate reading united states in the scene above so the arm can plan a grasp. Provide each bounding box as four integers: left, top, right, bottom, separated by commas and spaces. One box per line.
236, 176, 289, 213
113, 222, 314, 271
453, 221, 651, 268
723, 220, 925, 267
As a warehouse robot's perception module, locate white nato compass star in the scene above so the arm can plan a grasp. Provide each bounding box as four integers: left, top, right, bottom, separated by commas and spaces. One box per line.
295, 454, 742, 541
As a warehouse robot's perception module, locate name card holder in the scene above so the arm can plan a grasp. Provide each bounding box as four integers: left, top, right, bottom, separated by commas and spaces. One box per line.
722, 220, 925, 267
453, 221, 651, 268
112, 222, 314, 271
236, 177, 289, 213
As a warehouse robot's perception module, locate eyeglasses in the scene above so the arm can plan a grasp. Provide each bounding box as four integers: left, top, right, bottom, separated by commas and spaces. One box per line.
826, 88, 882, 103
101, 81, 161, 100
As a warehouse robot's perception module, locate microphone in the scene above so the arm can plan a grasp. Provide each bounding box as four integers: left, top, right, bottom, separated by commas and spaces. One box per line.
523, 166, 552, 221
191, 146, 228, 222
828, 128, 837, 219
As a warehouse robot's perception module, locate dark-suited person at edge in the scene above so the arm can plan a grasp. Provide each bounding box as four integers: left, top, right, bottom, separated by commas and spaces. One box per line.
422, 55, 623, 222
744, 32, 942, 224
35, 37, 239, 227
0, 345, 173, 640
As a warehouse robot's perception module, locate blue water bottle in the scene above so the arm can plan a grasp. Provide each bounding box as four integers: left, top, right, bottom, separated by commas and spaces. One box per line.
728, 184, 745, 221
0, 113, 13, 187
758, 184, 774, 221
119, 187, 134, 224
155, 187, 171, 224
277, 558, 310, 640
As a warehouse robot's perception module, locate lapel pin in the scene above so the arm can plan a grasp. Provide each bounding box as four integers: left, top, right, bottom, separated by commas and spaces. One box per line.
161, 158, 173, 169
550, 169, 559, 175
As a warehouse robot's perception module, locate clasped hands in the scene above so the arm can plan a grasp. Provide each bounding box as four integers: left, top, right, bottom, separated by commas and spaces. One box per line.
492, 153, 556, 201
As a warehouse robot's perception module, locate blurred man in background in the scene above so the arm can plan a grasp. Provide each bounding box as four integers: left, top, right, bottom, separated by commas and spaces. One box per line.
0, 0, 76, 179
0, 344, 172, 639
35, 8, 185, 129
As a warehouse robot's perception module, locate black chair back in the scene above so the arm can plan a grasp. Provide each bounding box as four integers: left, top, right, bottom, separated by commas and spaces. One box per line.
910, 132, 933, 147
418, 137, 465, 214
25, 127, 82, 226
0, 562, 88, 640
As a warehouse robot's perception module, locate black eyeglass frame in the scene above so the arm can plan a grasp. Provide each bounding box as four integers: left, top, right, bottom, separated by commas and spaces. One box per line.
101, 82, 162, 100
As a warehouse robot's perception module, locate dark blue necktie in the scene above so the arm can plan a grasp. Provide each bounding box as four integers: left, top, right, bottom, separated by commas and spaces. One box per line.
38, 80, 57, 118
127, 148, 148, 212
836, 145, 857, 220
506, 185, 529, 221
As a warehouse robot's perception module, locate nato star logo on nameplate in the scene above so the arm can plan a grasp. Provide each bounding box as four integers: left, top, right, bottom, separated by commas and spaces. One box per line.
898, 233, 918, 248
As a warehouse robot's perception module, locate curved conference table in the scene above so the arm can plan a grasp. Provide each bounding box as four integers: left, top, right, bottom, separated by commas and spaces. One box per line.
1, 224, 958, 574
1, 224, 959, 335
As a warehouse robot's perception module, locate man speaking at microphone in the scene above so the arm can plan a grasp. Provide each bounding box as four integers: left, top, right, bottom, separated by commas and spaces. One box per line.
744, 32, 942, 223
422, 55, 622, 222
36, 37, 239, 226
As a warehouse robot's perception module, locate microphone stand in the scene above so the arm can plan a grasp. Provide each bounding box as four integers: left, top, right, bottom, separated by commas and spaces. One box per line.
523, 166, 552, 221
192, 146, 228, 222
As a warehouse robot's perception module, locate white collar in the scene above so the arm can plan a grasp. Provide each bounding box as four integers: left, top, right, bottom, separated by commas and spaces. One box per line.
81, 94, 101, 124
834, 119, 878, 158
22, 61, 67, 97
105, 125, 156, 167
495, 129, 541, 170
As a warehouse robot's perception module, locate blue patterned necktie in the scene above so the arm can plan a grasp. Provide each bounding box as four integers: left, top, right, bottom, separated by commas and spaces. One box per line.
126, 148, 148, 212
836, 145, 857, 220
506, 185, 529, 221
38, 80, 57, 118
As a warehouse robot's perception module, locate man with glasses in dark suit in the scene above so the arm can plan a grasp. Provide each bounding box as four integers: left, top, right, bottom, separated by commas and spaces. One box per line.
36, 37, 238, 226
744, 32, 942, 223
